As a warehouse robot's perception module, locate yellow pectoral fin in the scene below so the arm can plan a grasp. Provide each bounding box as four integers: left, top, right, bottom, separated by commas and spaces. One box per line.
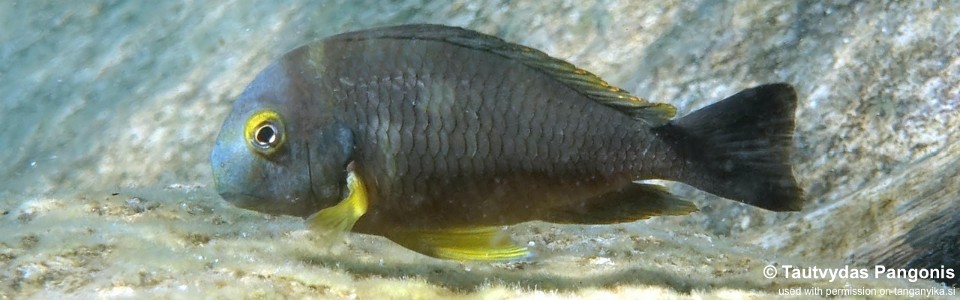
307, 169, 368, 233
386, 227, 530, 261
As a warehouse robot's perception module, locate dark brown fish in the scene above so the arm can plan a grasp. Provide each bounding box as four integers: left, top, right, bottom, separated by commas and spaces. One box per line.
210, 24, 803, 260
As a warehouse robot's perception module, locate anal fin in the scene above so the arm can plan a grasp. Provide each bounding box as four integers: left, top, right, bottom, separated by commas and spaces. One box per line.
544, 183, 698, 224
385, 227, 530, 261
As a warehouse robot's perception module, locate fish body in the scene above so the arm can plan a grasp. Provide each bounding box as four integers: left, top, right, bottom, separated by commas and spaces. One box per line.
211, 24, 803, 260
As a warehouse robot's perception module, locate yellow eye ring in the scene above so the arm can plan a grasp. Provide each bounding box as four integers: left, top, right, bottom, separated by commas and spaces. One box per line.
244, 110, 285, 155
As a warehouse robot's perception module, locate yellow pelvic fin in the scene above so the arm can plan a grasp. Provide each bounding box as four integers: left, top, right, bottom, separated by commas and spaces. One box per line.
386, 227, 530, 261
307, 169, 368, 233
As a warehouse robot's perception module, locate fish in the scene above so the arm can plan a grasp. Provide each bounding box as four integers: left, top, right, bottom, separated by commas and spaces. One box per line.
210, 24, 804, 261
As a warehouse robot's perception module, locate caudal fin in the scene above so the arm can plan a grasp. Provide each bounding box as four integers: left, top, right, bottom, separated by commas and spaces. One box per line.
653, 83, 803, 211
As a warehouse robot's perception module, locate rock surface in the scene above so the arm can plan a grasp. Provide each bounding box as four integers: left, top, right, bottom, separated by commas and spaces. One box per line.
1, 1, 957, 298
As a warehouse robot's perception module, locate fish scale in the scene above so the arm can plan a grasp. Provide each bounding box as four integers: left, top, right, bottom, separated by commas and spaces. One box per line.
323, 39, 638, 226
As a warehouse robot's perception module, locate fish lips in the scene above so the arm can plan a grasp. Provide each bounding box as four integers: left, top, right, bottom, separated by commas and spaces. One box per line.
217, 191, 317, 217
216, 191, 271, 213
211, 158, 320, 218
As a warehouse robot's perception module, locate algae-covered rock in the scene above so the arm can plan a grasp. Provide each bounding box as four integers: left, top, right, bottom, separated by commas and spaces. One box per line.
1, 0, 956, 298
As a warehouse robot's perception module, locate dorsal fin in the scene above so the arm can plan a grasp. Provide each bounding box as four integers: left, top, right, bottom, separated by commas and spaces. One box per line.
326, 24, 677, 126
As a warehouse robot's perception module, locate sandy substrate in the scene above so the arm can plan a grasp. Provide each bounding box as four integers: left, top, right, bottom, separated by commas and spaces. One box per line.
1, 1, 957, 298
0, 187, 942, 298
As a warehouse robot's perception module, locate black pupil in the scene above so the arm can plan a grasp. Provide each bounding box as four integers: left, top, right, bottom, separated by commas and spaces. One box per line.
255, 124, 276, 146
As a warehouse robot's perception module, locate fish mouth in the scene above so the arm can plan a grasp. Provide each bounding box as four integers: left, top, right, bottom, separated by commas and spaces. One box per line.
218, 191, 311, 217
217, 192, 272, 212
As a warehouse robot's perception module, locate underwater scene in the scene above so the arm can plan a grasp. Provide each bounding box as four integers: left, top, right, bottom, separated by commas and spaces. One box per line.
1, 1, 957, 299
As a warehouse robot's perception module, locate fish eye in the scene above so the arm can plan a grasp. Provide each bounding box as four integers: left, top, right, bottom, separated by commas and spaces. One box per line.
244, 110, 285, 155
253, 123, 280, 148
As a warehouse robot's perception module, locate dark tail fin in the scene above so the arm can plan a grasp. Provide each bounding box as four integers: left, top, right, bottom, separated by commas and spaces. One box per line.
653, 83, 804, 211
